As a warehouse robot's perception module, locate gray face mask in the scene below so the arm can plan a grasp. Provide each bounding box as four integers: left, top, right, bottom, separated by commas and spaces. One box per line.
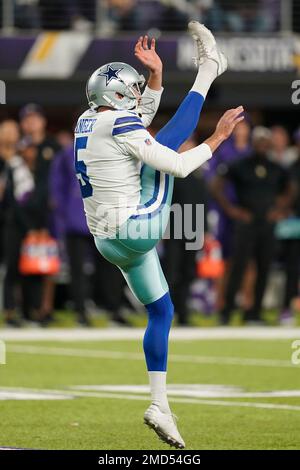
135, 95, 156, 116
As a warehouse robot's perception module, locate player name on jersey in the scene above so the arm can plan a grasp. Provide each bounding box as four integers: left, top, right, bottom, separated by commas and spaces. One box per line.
74, 118, 97, 134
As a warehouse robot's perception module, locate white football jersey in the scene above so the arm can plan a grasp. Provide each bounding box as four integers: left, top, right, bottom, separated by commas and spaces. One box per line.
74, 86, 163, 237
74, 86, 212, 238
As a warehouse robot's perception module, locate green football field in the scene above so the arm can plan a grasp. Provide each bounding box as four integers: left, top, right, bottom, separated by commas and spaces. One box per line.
0, 328, 300, 450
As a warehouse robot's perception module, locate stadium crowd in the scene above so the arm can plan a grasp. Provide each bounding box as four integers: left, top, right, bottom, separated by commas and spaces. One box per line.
0, 0, 284, 33
0, 104, 300, 328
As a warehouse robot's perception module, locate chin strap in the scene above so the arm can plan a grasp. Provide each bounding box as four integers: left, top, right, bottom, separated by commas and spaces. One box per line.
102, 94, 118, 109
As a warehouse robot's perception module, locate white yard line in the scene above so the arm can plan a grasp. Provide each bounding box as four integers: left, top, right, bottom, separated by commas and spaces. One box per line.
0, 386, 300, 411
71, 384, 300, 399
6, 344, 296, 368
1, 327, 300, 342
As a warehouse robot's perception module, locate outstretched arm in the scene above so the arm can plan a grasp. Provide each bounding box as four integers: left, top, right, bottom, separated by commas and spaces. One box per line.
114, 106, 245, 178
205, 106, 244, 152
134, 35, 163, 127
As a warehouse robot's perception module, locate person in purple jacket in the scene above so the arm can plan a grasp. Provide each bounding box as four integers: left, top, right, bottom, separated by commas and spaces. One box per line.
49, 144, 126, 325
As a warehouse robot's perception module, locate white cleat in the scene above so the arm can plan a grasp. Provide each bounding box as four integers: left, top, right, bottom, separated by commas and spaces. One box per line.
144, 404, 185, 449
188, 20, 228, 76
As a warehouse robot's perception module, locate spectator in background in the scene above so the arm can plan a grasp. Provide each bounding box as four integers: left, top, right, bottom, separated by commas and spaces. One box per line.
107, 0, 188, 32
269, 126, 298, 325
279, 128, 300, 325
19, 104, 60, 181
50, 144, 92, 326
0, 121, 17, 264
199, 0, 227, 32
205, 119, 252, 309
163, 136, 208, 325
222, 0, 279, 32
15, 0, 40, 29
107, 0, 140, 31
56, 129, 74, 149
0, 0, 282, 32
211, 127, 292, 325
269, 125, 298, 168
260, 0, 280, 32
135, 0, 164, 31
39, 0, 73, 29
20, 104, 60, 324
68, 0, 96, 31
206, 119, 252, 257
74, 0, 96, 23
293, 0, 300, 33
1, 122, 50, 325
0, 120, 23, 326
161, 1, 189, 31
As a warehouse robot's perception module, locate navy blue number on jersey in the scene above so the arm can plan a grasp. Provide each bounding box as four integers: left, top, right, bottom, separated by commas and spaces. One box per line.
74, 136, 93, 199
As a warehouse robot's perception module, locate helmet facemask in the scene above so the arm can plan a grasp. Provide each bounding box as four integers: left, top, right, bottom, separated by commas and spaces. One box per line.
86, 63, 155, 115
103, 77, 155, 115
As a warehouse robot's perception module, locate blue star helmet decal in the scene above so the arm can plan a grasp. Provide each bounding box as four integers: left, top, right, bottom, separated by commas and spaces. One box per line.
98, 65, 123, 86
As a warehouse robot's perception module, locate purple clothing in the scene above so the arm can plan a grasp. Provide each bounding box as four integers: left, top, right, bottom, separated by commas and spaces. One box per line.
204, 137, 252, 258
49, 144, 90, 238
261, 0, 280, 31
205, 138, 252, 180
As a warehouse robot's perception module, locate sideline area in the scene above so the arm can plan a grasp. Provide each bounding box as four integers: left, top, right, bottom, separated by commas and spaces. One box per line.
1, 326, 300, 341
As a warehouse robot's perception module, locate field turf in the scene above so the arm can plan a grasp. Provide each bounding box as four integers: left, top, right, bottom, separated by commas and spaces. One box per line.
0, 329, 299, 450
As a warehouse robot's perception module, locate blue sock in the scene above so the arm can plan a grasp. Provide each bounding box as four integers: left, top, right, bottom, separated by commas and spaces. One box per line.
155, 91, 205, 151
143, 292, 174, 371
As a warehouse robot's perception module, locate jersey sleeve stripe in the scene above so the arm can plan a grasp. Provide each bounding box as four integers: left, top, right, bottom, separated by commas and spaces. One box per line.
112, 124, 145, 136
114, 116, 143, 126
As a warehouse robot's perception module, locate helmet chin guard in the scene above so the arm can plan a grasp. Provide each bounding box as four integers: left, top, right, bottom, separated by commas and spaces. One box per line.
136, 95, 156, 115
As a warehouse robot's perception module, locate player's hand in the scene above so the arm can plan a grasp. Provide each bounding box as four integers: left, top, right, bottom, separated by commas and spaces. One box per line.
267, 208, 286, 222
227, 205, 253, 223
215, 106, 245, 141
134, 35, 163, 75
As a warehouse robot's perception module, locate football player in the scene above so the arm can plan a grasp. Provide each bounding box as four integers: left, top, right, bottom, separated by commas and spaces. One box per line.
74, 21, 244, 448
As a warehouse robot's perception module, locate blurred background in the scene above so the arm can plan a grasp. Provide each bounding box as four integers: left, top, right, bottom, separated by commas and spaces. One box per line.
0, 0, 300, 328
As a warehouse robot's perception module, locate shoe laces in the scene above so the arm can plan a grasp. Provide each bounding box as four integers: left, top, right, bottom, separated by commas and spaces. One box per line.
193, 38, 209, 66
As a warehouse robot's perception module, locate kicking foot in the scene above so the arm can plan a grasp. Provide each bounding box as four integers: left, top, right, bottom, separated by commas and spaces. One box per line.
144, 404, 185, 449
188, 21, 227, 76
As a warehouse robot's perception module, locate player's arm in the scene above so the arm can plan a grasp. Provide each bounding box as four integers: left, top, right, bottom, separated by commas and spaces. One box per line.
134, 35, 163, 127
113, 107, 244, 179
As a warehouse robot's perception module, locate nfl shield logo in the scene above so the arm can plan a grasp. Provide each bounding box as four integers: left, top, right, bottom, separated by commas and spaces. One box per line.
144, 138, 152, 146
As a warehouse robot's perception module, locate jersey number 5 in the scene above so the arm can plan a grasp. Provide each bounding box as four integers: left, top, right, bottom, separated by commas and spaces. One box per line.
74, 136, 93, 199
